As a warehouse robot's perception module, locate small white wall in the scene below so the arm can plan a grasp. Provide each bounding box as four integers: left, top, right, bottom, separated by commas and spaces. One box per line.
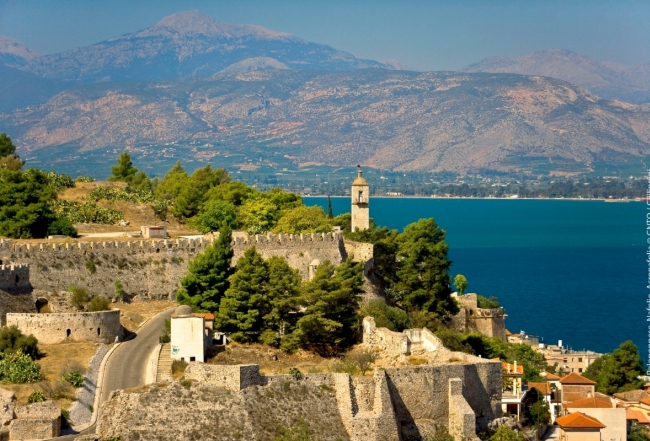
171, 316, 205, 363
570, 408, 626, 441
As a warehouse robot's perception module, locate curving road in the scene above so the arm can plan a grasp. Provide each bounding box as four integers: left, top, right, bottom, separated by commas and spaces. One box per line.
56, 307, 175, 440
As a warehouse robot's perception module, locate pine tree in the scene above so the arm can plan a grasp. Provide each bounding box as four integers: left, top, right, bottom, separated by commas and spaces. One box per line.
0, 133, 16, 157
216, 247, 270, 342
395, 218, 458, 317
261, 256, 302, 346
109, 152, 138, 183
292, 259, 362, 351
176, 227, 234, 312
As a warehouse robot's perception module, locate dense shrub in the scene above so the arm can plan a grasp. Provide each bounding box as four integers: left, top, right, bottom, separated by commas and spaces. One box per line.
69, 286, 91, 308
477, 295, 501, 309
88, 296, 110, 312
50, 199, 124, 224
75, 175, 94, 183
0, 351, 42, 383
85, 259, 97, 274
0, 325, 39, 359
88, 186, 154, 204
62, 371, 85, 388
27, 390, 46, 403
45, 171, 75, 191
46, 217, 78, 237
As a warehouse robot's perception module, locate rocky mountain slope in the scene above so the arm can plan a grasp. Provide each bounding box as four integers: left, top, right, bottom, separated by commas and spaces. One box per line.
3, 69, 649, 174
461, 49, 650, 104
0, 36, 40, 67
17, 10, 392, 83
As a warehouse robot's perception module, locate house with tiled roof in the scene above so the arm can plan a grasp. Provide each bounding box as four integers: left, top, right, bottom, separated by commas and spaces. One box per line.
540, 344, 602, 376
559, 372, 596, 405
627, 408, 650, 426
170, 305, 214, 363
527, 381, 560, 423
613, 389, 650, 406
501, 361, 525, 419
555, 412, 606, 441
565, 395, 626, 441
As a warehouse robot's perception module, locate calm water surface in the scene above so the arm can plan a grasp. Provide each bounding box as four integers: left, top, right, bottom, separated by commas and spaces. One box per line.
305, 197, 646, 361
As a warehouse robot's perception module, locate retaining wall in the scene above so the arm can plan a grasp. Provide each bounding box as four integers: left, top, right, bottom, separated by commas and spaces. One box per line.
6, 310, 123, 344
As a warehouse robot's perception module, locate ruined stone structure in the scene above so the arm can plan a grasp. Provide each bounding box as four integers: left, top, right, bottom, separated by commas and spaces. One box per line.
0, 388, 61, 440
0, 263, 30, 292
351, 167, 370, 232
6, 310, 123, 344
452, 294, 507, 339
0, 233, 347, 300
180, 357, 500, 441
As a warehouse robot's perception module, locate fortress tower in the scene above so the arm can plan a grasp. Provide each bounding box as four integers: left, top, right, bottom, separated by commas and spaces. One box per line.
351, 166, 370, 232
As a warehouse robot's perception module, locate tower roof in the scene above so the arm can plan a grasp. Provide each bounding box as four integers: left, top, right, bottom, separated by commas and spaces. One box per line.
352, 167, 368, 186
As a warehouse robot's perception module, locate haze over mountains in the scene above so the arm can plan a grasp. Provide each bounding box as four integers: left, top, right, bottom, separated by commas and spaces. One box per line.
1, 10, 649, 175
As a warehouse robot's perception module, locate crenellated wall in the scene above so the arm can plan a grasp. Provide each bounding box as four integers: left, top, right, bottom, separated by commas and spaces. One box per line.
0, 263, 30, 291
6, 310, 123, 344
0, 233, 345, 299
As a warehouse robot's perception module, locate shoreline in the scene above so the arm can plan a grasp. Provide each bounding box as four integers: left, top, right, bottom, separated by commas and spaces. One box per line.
303, 195, 640, 202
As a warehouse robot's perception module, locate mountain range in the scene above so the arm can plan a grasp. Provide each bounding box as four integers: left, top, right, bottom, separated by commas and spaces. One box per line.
1, 11, 649, 175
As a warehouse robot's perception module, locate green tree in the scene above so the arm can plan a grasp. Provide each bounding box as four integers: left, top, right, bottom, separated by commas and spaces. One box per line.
176, 227, 234, 312
47, 217, 78, 237
327, 196, 333, 219
171, 184, 203, 221
584, 340, 645, 394
154, 161, 189, 200
273, 205, 331, 234
216, 248, 270, 342
360, 299, 412, 332
191, 199, 237, 233
488, 426, 525, 441
0, 133, 16, 157
629, 422, 650, 441
0, 326, 39, 360
109, 152, 138, 183
238, 197, 279, 234
0, 168, 57, 238
262, 256, 302, 347
394, 218, 458, 317
130, 170, 152, 192
346, 226, 399, 291
454, 274, 468, 295
0, 154, 24, 171
291, 259, 362, 351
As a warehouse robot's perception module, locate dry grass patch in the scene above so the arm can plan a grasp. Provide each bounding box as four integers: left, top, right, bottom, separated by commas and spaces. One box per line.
115, 300, 175, 332
2, 342, 99, 408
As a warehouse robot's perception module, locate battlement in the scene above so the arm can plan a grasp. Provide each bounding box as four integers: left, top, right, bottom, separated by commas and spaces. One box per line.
10, 238, 213, 254
232, 231, 342, 246
0, 263, 30, 290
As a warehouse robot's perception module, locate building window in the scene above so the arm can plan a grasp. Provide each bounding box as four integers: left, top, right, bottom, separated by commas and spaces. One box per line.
66, 329, 71, 338
578, 357, 582, 362
563, 358, 567, 363
358, 191, 363, 203
571, 358, 574, 362
579, 368, 583, 373
190, 356, 196, 362
571, 368, 574, 372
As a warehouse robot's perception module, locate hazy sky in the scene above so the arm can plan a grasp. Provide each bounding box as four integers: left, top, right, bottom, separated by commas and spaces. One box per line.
0, 0, 648, 71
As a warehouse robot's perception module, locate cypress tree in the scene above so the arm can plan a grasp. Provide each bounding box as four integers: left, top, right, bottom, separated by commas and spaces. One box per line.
327, 195, 333, 219
176, 227, 233, 312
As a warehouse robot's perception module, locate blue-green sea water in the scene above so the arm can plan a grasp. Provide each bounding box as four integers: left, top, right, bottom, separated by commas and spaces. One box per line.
305, 197, 646, 362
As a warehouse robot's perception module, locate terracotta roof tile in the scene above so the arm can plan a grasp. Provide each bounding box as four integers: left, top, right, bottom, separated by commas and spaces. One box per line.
194, 313, 215, 320
566, 396, 613, 409
627, 409, 650, 424
559, 372, 596, 385
640, 398, 650, 406
528, 382, 552, 395
502, 361, 524, 375
556, 412, 606, 429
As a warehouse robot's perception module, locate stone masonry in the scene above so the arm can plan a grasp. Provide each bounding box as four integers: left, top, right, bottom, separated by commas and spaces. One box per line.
452, 294, 507, 339
6, 310, 123, 344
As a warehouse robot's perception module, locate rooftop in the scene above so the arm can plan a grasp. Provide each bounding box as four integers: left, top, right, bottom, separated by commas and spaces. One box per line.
556, 412, 606, 429
559, 372, 596, 385
565, 395, 614, 409
528, 382, 552, 395
627, 409, 650, 424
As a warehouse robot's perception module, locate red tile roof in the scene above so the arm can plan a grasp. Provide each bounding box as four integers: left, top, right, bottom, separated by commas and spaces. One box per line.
194, 313, 215, 320
543, 372, 561, 381
559, 372, 596, 385
627, 409, 650, 424
640, 398, 650, 406
566, 396, 613, 409
528, 382, 552, 395
502, 361, 524, 375
556, 412, 606, 429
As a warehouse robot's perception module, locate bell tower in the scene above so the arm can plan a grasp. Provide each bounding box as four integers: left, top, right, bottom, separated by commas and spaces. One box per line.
351, 166, 370, 231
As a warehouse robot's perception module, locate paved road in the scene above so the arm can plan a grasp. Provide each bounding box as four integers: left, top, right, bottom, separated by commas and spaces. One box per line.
56, 307, 175, 440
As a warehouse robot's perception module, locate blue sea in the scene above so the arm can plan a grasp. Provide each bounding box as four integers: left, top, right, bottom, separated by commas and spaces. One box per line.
305, 197, 647, 363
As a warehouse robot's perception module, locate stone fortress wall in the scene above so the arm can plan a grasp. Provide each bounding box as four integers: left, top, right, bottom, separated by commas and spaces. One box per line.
0, 232, 349, 300
181, 356, 500, 441
6, 310, 123, 344
452, 293, 507, 339
0, 263, 30, 291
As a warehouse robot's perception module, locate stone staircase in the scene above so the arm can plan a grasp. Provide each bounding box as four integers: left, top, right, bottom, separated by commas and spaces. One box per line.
156, 343, 173, 382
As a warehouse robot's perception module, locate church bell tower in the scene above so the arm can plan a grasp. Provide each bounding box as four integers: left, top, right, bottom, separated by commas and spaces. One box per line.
351, 166, 370, 231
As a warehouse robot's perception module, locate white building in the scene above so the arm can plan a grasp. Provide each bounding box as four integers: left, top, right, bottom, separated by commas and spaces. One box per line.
170, 305, 213, 363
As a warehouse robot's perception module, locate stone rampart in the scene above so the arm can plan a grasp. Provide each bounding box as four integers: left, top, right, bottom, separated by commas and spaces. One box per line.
362, 317, 409, 356
449, 378, 479, 441
184, 363, 264, 391
6, 310, 123, 344
0, 263, 30, 292
344, 240, 374, 263
9, 401, 61, 440
453, 294, 507, 339
0, 233, 345, 298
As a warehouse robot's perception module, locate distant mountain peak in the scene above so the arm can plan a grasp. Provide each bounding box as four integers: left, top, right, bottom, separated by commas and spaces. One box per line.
150, 10, 297, 40
0, 36, 41, 66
